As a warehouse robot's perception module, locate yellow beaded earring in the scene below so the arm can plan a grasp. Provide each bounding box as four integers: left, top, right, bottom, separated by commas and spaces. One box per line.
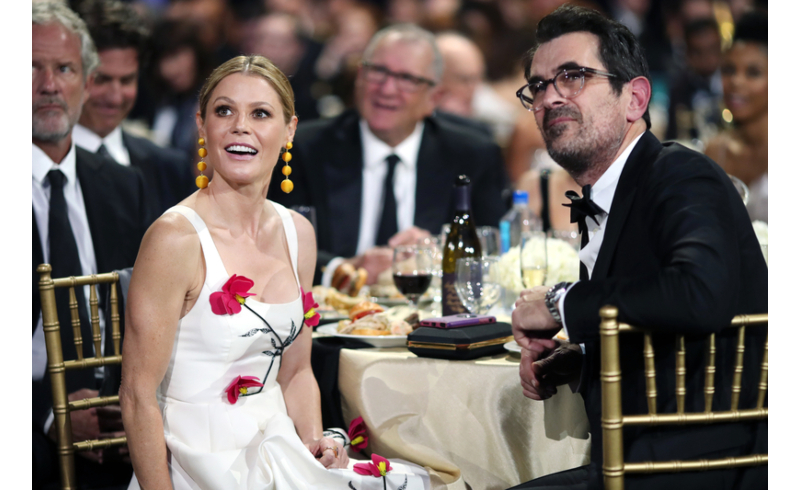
280, 142, 293, 194
196, 137, 209, 189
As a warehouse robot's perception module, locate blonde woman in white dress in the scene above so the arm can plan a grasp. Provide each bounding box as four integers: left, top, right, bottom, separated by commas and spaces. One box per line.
120, 55, 429, 490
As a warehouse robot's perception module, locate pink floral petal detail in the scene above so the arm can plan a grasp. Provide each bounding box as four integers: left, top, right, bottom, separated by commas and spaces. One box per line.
371, 454, 392, 475
210, 274, 256, 315
353, 462, 380, 477
225, 375, 264, 404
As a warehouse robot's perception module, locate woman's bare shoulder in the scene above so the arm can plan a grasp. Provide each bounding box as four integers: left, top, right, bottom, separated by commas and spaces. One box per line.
139, 211, 202, 266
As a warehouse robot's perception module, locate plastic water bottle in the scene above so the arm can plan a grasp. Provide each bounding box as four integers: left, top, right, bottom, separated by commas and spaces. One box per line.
499, 191, 540, 254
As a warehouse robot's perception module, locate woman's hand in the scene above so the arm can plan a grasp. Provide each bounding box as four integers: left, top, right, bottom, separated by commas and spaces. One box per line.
305, 436, 349, 469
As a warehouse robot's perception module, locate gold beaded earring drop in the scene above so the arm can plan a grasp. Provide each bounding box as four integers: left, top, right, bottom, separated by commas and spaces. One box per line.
196, 137, 209, 189
280, 142, 293, 194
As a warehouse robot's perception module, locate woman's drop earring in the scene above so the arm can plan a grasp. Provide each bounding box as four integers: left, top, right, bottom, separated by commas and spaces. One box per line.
196, 137, 209, 189
280, 142, 293, 194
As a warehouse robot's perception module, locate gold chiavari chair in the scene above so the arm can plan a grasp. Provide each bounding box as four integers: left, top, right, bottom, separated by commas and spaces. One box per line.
599, 305, 768, 490
37, 264, 127, 490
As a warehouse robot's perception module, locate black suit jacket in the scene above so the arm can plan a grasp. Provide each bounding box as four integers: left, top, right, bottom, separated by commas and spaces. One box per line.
267, 110, 509, 282
123, 131, 194, 220
563, 132, 768, 489
32, 147, 150, 432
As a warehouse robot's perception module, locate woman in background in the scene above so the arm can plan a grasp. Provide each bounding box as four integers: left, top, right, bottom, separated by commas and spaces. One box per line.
705, 11, 768, 222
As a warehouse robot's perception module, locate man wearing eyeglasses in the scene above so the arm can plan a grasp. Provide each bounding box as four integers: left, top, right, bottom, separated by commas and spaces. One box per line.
510, 5, 766, 490
268, 24, 508, 288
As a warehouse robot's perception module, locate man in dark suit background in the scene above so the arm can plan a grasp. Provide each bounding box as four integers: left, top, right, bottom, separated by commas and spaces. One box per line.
509, 6, 766, 490
268, 24, 508, 286
72, 0, 194, 220
32, 2, 149, 488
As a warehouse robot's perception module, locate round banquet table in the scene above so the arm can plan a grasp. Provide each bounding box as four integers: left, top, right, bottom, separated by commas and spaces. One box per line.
330, 344, 592, 490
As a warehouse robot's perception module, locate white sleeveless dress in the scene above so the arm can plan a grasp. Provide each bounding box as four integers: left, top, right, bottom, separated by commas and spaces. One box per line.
128, 203, 429, 490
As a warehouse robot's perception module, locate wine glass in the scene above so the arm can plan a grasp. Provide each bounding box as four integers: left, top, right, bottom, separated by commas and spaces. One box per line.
417, 236, 443, 303
392, 245, 434, 309
455, 257, 502, 315
520, 231, 548, 288
477, 226, 501, 257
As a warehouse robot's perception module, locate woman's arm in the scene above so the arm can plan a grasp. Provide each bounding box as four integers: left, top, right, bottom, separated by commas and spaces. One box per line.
277, 213, 347, 467
119, 214, 203, 489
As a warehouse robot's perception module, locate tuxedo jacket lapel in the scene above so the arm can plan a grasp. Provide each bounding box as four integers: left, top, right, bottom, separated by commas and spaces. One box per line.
591, 132, 660, 280
77, 150, 115, 272
414, 119, 456, 232
323, 113, 362, 256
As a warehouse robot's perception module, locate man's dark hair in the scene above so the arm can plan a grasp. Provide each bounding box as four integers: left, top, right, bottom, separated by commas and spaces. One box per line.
78, 0, 150, 64
684, 18, 720, 44
733, 10, 768, 47
523, 5, 651, 129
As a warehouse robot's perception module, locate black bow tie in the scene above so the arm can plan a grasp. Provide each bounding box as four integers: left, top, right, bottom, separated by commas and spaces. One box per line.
563, 185, 603, 236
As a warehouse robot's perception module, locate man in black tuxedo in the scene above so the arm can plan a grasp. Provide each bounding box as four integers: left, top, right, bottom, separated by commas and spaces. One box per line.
73, 0, 194, 220
509, 6, 767, 490
32, 2, 149, 488
268, 24, 508, 286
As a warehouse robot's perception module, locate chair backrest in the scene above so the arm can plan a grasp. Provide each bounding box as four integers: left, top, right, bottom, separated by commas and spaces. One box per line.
599, 305, 768, 490
37, 264, 127, 490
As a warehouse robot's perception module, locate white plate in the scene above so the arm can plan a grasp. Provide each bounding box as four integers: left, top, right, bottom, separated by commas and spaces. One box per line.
504, 340, 522, 354
316, 324, 408, 348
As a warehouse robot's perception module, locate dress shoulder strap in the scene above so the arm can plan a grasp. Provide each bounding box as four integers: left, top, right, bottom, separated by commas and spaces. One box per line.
269, 201, 301, 286
162, 205, 228, 286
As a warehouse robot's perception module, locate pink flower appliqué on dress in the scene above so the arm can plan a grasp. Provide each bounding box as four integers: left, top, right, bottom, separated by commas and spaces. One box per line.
354, 453, 392, 477
210, 274, 256, 315
225, 375, 264, 404
348, 416, 368, 450
301, 287, 320, 327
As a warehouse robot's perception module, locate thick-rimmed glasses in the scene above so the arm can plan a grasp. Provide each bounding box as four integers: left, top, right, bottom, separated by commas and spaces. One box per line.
516, 67, 617, 112
362, 62, 436, 92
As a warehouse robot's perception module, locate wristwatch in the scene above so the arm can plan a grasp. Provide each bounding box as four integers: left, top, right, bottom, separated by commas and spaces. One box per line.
544, 282, 572, 325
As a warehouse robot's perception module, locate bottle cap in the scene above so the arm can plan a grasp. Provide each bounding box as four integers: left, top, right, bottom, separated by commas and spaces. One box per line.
455, 175, 471, 186
513, 190, 529, 205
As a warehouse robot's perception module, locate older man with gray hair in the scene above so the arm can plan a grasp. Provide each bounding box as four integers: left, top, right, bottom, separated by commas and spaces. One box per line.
269, 23, 508, 291
32, 2, 149, 487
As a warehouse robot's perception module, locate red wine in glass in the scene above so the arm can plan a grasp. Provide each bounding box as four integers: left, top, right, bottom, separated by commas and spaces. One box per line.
392, 245, 434, 308
393, 273, 433, 305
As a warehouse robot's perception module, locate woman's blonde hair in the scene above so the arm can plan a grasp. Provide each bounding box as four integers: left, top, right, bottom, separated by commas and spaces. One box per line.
198, 55, 295, 123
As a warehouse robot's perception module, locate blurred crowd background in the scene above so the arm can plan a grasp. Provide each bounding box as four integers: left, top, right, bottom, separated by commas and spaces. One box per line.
50, 0, 769, 221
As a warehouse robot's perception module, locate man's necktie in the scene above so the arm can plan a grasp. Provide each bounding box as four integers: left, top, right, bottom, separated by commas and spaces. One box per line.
376, 154, 400, 246
47, 169, 94, 361
96, 144, 113, 161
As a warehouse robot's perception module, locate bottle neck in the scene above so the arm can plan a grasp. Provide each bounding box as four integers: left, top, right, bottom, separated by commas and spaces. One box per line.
454, 184, 471, 212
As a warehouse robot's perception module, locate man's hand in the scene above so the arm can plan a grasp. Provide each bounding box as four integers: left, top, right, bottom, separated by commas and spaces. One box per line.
48, 388, 103, 463
519, 339, 583, 400
511, 287, 562, 347
97, 405, 129, 463
348, 247, 393, 285
388, 226, 431, 248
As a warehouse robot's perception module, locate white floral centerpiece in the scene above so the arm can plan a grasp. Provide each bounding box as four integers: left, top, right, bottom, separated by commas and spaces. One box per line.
752, 220, 767, 264
496, 237, 580, 295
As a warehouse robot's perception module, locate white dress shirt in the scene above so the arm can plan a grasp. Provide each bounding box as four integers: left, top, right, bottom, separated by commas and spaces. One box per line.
72, 123, 131, 166
33, 142, 105, 432
321, 120, 425, 287
560, 132, 644, 337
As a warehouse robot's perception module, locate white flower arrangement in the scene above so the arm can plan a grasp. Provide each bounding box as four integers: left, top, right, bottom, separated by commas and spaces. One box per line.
752, 220, 767, 264
496, 237, 580, 295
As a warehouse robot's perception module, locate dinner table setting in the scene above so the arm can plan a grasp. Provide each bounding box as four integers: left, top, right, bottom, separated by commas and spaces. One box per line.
310, 230, 593, 489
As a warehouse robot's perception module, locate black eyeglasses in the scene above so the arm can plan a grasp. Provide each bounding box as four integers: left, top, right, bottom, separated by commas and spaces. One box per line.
362, 62, 436, 93
516, 67, 618, 113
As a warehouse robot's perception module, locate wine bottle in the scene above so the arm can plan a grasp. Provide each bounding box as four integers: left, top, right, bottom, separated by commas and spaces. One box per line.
441, 175, 482, 316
